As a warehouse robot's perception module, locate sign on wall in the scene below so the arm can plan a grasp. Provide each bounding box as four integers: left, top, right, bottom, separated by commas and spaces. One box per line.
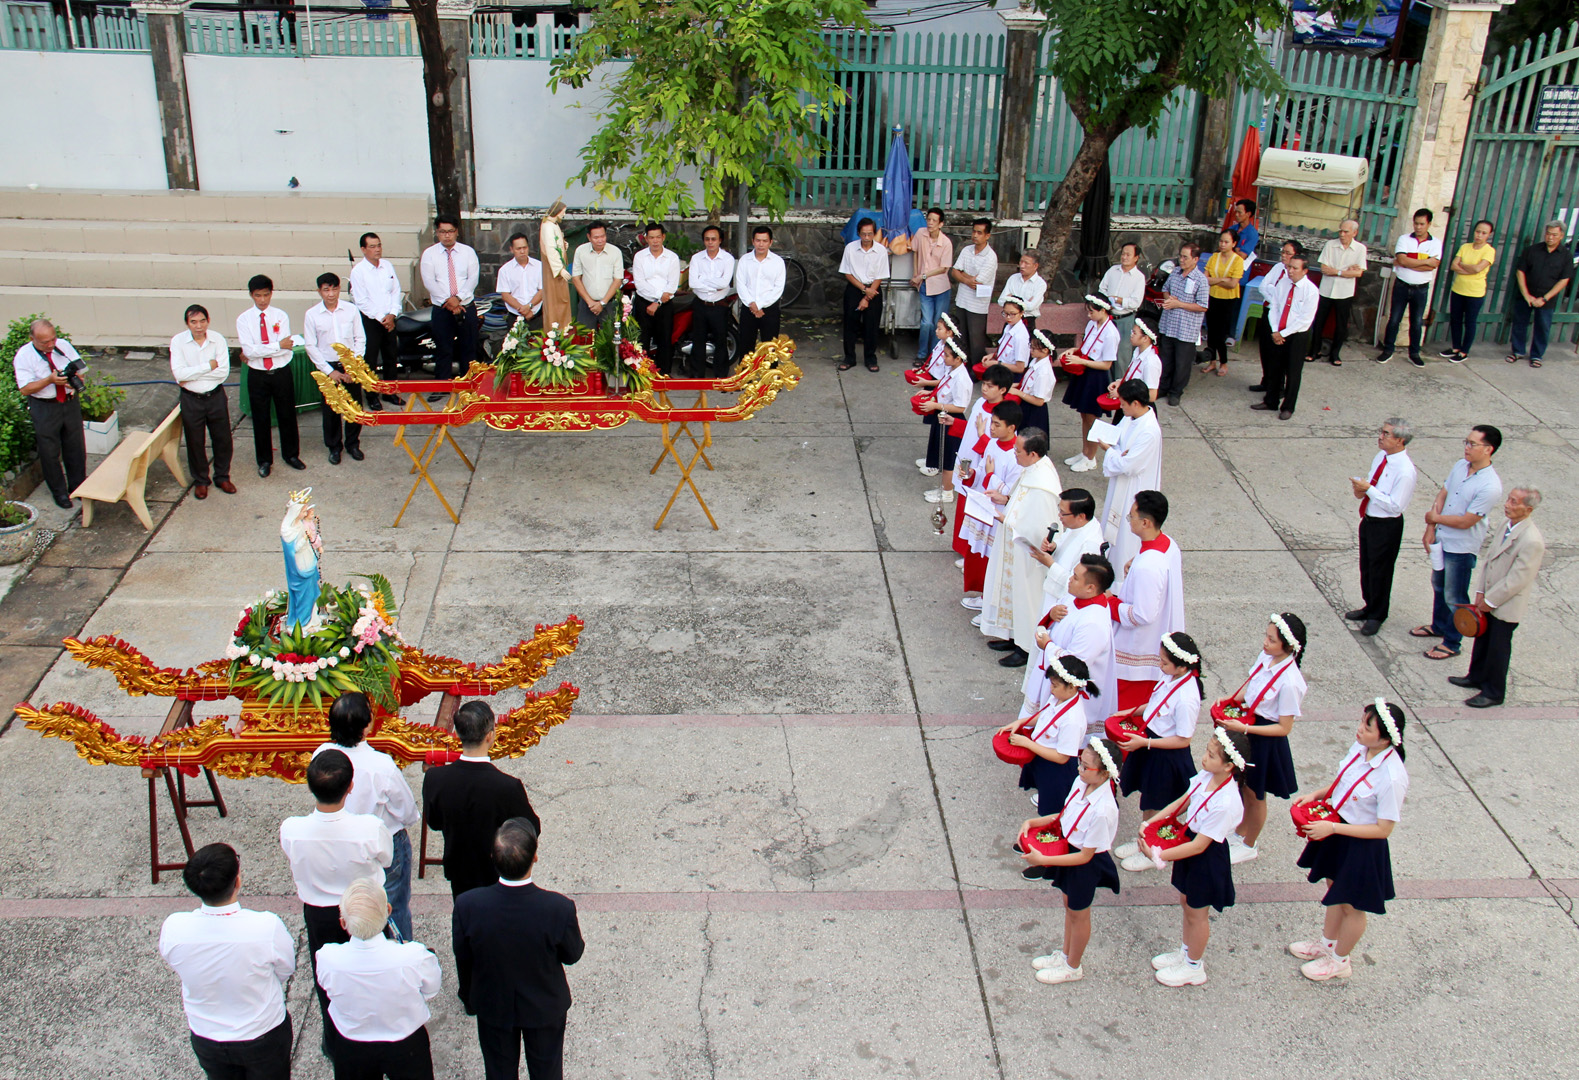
1533, 85, 1579, 135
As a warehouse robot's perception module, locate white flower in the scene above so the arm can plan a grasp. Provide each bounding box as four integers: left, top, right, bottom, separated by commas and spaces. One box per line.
272, 671, 284, 681
339, 647, 351, 659
224, 642, 247, 660
248, 654, 261, 667
328, 656, 338, 667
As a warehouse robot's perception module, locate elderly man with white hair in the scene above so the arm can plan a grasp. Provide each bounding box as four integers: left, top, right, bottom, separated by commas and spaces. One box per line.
1508, 219, 1572, 368
315, 876, 442, 1079
1450, 487, 1546, 708
1307, 218, 1367, 366
11, 318, 87, 509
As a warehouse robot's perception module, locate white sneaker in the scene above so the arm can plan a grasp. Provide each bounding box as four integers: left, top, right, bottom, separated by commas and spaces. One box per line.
1120, 853, 1154, 873
1288, 939, 1331, 962
1114, 841, 1139, 859
1035, 958, 1084, 984
1064, 452, 1086, 466
924, 489, 946, 502
1030, 953, 1063, 971
970, 615, 983, 627
1300, 953, 1352, 981
1069, 456, 1097, 472
1156, 961, 1208, 987
916, 458, 938, 474
1229, 842, 1259, 865
1030, 790, 1041, 806
1151, 947, 1186, 971
918, 466, 940, 477
954, 557, 965, 569
939, 491, 954, 504
961, 596, 983, 610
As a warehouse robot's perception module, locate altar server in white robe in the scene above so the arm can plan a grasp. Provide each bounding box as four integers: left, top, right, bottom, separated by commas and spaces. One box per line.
1028, 487, 1106, 623
1021, 554, 1118, 724
1112, 489, 1186, 712
1099, 379, 1164, 585
980, 430, 1062, 668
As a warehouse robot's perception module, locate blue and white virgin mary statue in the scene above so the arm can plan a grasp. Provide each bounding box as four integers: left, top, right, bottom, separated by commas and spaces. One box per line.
280, 488, 322, 632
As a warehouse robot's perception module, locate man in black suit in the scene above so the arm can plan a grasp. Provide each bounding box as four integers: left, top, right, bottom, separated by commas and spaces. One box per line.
453, 818, 584, 1080
421, 702, 540, 898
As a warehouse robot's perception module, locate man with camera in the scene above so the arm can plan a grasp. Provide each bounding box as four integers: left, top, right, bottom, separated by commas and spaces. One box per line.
12, 319, 87, 510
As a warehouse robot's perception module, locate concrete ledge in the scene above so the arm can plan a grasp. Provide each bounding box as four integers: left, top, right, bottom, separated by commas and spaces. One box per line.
5, 220, 425, 259
0, 250, 417, 293
0, 285, 320, 346
0, 188, 432, 225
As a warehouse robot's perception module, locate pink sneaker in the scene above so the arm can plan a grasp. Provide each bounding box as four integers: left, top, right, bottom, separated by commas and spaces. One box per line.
1287, 939, 1330, 962
1300, 953, 1352, 981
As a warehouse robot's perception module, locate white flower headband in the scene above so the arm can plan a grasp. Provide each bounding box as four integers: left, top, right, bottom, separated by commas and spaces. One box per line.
1032, 329, 1055, 352
940, 312, 960, 336
1270, 613, 1303, 654
946, 338, 967, 360
1089, 739, 1119, 778
1134, 317, 1157, 342
1048, 654, 1088, 690
1374, 697, 1402, 745
1213, 727, 1247, 771
1161, 632, 1198, 665
1083, 293, 1112, 312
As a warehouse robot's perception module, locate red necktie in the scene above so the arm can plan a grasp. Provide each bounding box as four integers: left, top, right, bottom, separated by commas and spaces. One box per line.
448, 248, 459, 298
259, 311, 273, 370
1358, 458, 1387, 518
1278, 287, 1294, 332
49, 351, 65, 402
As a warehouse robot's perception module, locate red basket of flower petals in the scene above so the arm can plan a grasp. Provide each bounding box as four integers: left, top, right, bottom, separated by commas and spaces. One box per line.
1059, 355, 1087, 376
971, 361, 987, 377
904, 369, 929, 386
1104, 712, 1148, 744
1291, 799, 1339, 837
910, 391, 936, 416
1020, 820, 1069, 858
993, 723, 1035, 766
1210, 698, 1249, 726
1095, 392, 1121, 411
1141, 815, 1193, 852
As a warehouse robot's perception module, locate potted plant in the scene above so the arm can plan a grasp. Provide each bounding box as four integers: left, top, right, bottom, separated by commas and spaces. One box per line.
78, 369, 126, 455
0, 499, 38, 565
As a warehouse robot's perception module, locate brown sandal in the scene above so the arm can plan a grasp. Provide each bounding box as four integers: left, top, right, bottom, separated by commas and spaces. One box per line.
1424, 644, 1460, 660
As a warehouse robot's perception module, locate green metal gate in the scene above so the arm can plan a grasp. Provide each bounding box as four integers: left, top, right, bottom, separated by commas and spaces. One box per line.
1438, 23, 1579, 347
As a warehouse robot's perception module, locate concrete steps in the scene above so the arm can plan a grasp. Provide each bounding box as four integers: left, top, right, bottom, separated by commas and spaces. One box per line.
0, 188, 431, 346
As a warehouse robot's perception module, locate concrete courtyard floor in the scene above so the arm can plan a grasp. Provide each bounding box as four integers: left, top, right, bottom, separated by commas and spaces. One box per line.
0, 325, 1576, 1078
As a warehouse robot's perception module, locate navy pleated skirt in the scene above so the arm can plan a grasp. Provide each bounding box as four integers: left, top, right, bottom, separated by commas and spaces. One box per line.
1019, 400, 1050, 438
1119, 746, 1195, 811
1048, 851, 1121, 911
1171, 839, 1236, 911
1244, 724, 1298, 799
1297, 833, 1396, 915
1033, 755, 1080, 817
1062, 369, 1108, 415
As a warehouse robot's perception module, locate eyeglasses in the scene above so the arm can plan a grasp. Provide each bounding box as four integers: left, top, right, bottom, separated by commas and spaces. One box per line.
1464, 439, 1486, 448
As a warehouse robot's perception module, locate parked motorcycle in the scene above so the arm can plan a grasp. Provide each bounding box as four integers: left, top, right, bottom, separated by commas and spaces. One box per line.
620, 270, 739, 372
393, 293, 502, 374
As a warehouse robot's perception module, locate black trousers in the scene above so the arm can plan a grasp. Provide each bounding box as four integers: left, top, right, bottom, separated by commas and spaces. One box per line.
1308, 295, 1353, 362
303, 902, 351, 1047
1357, 514, 1405, 623
1204, 295, 1238, 364
739, 302, 781, 352
633, 298, 676, 374
477, 1018, 566, 1080
1465, 614, 1517, 703
245, 365, 299, 465
190, 1016, 292, 1080
26, 396, 87, 501
431, 302, 478, 381
179, 387, 233, 485
362, 313, 399, 381
331, 1023, 434, 1080
690, 300, 731, 375
841, 283, 882, 362
320, 364, 363, 453
961, 309, 988, 369
1157, 335, 1196, 399
1261, 328, 1310, 413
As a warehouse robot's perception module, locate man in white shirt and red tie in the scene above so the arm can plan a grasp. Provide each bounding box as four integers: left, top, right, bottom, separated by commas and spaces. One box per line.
170, 304, 235, 500
1251, 254, 1319, 420
159, 843, 296, 1080
736, 224, 787, 353
303, 272, 368, 466
496, 231, 545, 334
12, 318, 88, 509
235, 275, 304, 478
1346, 417, 1418, 636
418, 214, 480, 400
349, 231, 403, 410
632, 222, 682, 375
689, 224, 737, 377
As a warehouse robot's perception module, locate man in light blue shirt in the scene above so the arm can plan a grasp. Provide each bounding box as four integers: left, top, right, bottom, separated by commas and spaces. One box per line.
1417, 424, 1503, 658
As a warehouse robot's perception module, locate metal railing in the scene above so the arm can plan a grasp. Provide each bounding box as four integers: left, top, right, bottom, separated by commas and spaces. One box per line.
469, 11, 581, 59
0, 0, 147, 50
183, 9, 418, 56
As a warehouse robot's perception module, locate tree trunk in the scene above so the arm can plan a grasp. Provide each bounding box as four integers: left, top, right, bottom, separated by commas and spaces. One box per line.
1035, 125, 1118, 288
408, 0, 462, 222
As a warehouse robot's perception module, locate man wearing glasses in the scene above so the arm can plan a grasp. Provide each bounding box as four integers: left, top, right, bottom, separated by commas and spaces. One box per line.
1413, 425, 1503, 660
1344, 419, 1417, 637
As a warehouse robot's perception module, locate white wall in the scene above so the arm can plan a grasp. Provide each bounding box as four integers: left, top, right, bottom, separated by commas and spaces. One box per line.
184, 54, 432, 194
471, 59, 618, 208
0, 51, 167, 189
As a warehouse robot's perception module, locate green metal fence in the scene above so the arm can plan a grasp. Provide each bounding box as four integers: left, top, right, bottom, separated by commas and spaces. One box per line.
183, 11, 417, 57
470, 12, 581, 59
0, 0, 147, 50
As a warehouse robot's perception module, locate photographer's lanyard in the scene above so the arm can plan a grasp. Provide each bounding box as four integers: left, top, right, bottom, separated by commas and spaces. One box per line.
47, 349, 67, 402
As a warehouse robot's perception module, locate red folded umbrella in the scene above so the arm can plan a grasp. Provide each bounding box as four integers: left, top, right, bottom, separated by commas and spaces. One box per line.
1222, 125, 1263, 229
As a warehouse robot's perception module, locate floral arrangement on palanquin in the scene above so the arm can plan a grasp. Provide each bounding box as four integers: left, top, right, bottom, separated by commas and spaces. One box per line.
495, 320, 597, 390
591, 300, 658, 394
225, 574, 405, 712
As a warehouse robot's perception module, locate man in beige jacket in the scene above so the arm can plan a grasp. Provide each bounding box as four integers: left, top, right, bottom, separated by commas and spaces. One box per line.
1451, 487, 1545, 707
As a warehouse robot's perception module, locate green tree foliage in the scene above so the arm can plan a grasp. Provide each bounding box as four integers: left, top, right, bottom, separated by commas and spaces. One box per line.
1488, 0, 1578, 61
549, 0, 871, 222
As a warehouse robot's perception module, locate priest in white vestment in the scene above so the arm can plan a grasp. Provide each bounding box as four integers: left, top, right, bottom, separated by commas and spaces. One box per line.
979, 432, 1061, 665
1020, 555, 1118, 723
1028, 488, 1105, 630
1099, 380, 1163, 585
1112, 489, 1185, 711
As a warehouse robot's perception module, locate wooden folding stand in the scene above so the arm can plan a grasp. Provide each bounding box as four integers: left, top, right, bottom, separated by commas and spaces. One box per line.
142, 699, 228, 884
650, 388, 718, 530
391, 392, 474, 527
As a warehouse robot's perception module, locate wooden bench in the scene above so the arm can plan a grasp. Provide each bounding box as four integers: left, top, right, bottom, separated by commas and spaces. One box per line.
71, 405, 189, 530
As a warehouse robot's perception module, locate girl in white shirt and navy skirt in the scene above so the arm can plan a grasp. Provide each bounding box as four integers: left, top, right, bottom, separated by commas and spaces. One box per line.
1015, 737, 1124, 985
1214, 613, 1307, 864
996, 655, 1096, 824
916, 315, 961, 474
1289, 698, 1410, 982
1015, 330, 1056, 437
1138, 727, 1251, 987
1112, 632, 1205, 872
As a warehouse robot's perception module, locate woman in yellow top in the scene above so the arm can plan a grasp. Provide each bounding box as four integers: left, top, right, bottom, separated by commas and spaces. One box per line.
1443, 220, 1495, 363
1202, 229, 1246, 375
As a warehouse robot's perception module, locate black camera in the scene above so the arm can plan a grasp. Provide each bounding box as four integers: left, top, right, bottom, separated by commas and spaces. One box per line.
59, 357, 86, 394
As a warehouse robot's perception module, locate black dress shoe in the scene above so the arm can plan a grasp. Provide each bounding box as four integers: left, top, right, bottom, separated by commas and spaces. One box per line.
347, 446, 364, 462
1021, 866, 1050, 880
366, 397, 384, 412
1360, 620, 1381, 636
1344, 609, 1368, 621
987, 639, 1018, 652
53, 494, 74, 509
1250, 402, 1275, 411
258, 463, 272, 478
284, 457, 307, 471
999, 649, 1029, 668
1278, 409, 1293, 420
1248, 383, 1264, 392
1465, 694, 1501, 708
382, 393, 405, 406
328, 449, 342, 465
426, 392, 447, 403
1447, 675, 1480, 689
